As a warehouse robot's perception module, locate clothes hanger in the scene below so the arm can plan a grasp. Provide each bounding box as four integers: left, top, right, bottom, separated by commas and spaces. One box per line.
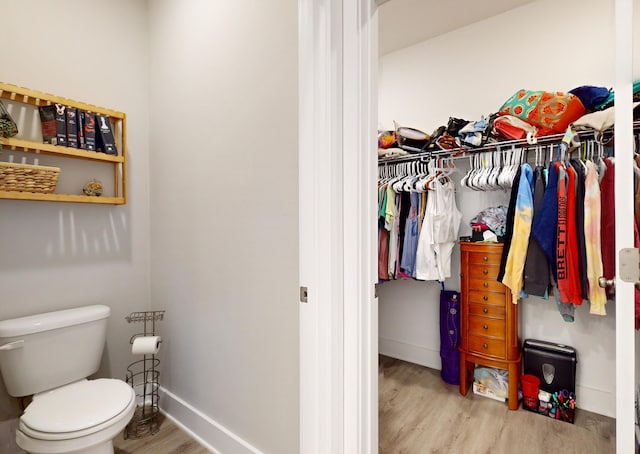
501, 146, 517, 189
467, 153, 481, 191
477, 152, 492, 191
416, 159, 433, 192
470, 154, 483, 190
400, 161, 420, 192
414, 160, 431, 191
460, 156, 473, 189
423, 158, 443, 190
487, 150, 502, 190
392, 162, 410, 191
498, 150, 511, 190
471, 152, 484, 190
511, 147, 524, 185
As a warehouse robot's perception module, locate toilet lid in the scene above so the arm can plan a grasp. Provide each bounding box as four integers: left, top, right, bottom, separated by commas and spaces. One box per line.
21, 379, 134, 434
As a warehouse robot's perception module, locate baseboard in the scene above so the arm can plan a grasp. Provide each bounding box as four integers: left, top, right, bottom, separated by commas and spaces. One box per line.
378, 337, 441, 370
574, 384, 615, 418
159, 386, 263, 454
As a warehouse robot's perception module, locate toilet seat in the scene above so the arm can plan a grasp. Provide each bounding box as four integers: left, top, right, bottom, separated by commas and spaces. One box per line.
20, 378, 135, 441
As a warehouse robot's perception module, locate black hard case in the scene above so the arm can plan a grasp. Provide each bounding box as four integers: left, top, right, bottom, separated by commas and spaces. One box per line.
523, 339, 577, 395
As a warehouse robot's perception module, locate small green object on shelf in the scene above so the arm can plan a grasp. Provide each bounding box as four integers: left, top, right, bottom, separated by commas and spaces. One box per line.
83, 179, 103, 197
0, 100, 19, 150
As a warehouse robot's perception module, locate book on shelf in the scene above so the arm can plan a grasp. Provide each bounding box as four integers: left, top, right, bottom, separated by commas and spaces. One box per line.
38, 104, 68, 147
77, 108, 86, 149
95, 114, 117, 155
38, 105, 57, 144
83, 112, 96, 151
66, 107, 78, 148
55, 104, 67, 146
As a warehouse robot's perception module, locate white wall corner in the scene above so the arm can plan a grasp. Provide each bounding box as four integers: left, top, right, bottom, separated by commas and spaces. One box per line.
160, 387, 262, 454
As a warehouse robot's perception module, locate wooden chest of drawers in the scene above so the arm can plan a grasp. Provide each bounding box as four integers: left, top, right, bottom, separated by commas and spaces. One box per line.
458, 242, 521, 410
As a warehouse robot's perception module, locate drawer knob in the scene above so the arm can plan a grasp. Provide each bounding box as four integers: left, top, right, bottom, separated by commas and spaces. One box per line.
483, 269, 488, 275
483, 296, 488, 301
483, 324, 488, 330
483, 282, 489, 288
483, 343, 488, 349
483, 256, 488, 262
483, 308, 489, 314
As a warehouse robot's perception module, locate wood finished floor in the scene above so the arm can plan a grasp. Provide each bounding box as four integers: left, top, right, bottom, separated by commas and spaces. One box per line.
113, 414, 210, 454
112, 356, 616, 453
379, 355, 615, 454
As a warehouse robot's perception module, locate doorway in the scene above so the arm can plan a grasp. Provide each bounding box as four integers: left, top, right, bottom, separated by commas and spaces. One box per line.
298, 0, 636, 452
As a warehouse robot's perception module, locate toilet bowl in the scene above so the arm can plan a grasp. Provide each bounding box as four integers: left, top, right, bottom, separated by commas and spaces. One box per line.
0, 305, 136, 454
16, 378, 136, 454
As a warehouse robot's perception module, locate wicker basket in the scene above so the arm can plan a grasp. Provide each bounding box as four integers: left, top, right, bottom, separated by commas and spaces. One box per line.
0, 161, 60, 193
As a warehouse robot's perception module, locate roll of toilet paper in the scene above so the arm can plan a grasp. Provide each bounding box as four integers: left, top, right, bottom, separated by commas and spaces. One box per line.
131, 336, 162, 355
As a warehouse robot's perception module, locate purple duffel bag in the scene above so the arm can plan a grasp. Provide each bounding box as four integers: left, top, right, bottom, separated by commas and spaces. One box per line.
440, 289, 460, 385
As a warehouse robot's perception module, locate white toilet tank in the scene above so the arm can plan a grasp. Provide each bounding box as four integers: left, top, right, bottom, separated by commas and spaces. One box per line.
0, 305, 111, 397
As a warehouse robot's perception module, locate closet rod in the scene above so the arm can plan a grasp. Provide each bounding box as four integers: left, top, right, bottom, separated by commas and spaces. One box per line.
378, 121, 640, 166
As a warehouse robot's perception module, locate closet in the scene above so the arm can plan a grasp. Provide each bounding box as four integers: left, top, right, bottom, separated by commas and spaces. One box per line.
376, 0, 634, 434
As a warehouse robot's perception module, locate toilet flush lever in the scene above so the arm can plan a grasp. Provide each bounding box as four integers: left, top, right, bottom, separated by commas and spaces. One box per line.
0, 340, 24, 351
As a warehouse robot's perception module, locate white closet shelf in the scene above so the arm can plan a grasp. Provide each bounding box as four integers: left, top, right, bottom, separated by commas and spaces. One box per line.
378, 121, 640, 165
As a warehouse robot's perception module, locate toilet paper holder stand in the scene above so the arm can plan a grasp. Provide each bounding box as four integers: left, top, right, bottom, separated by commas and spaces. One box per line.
124, 310, 165, 440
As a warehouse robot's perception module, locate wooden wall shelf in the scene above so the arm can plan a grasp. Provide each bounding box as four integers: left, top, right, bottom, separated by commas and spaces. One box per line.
0, 82, 127, 205
0, 191, 125, 204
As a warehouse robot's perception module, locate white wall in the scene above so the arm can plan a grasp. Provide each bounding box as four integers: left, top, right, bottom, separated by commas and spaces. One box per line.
378, 0, 629, 417
0, 1, 150, 452
147, 1, 299, 453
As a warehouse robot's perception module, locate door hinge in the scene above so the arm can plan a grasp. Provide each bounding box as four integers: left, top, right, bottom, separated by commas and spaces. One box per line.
374, 283, 379, 298
619, 248, 640, 283
300, 286, 308, 303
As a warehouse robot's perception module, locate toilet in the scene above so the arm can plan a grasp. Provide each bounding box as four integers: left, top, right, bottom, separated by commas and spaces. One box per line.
0, 305, 136, 454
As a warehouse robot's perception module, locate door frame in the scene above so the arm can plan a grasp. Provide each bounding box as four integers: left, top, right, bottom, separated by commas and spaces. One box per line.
299, 0, 636, 452
298, 1, 378, 453
613, 0, 636, 451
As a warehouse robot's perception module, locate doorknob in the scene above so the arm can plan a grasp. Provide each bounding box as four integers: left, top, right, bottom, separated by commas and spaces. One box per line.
598, 276, 615, 289
597, 248, 640, 289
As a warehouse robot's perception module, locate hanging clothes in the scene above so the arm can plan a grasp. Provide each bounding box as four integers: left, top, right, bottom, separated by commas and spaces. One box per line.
570, 159, 589, 301
415, 179, 440, 281
584, 160, 607, 315
557, 163, 583, 306
432, 178, 462, 281
523, 165, 550, 296
554, 163, 577, 321
378, 183, 390, 281
396, 192, 411, 278
387, 186, 399, 280
378, 161, 462, 284
635, 221, 640, 329
635, 155, 640, 229
498, 166, 523, 282
531, 160, 559, 281
400, 192, 421, 278
502, 163, 534, 304
635, 155, 640, 328
415, 176, 461, 282
600, 157, 615, 299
